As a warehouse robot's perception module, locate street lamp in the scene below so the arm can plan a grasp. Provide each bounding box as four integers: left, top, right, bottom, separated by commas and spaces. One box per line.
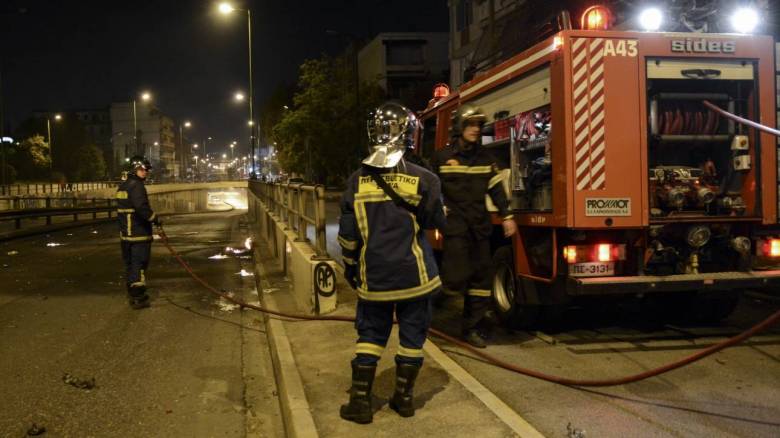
47, 113, 62, 175
219, 2, 257, 179
234, 92, 245, 102
179, 120, 192, 181
230, 143, 235, 160
133, 91, 152, 156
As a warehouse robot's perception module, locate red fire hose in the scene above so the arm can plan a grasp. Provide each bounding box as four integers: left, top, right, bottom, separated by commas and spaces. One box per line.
158, 228, 779, 387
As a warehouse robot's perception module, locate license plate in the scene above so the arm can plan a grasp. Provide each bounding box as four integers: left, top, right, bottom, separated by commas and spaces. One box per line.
569, 262, 615, 277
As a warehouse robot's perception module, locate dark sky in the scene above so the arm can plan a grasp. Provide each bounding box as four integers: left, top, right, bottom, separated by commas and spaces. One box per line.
0, 0, 449, 156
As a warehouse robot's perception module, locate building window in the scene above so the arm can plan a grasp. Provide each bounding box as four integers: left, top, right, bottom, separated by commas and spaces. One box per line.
386, 41, 424, 66
455, 0, 472, 32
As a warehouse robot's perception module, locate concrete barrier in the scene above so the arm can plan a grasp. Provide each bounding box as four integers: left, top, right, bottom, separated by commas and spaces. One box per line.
248, 191, 338, 315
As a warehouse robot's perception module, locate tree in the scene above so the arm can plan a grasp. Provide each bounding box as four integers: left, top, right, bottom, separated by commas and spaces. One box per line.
13, 115, 88, 181
10, 135, 50, 180
271, 55, 384, 185
73, 144, 107, 181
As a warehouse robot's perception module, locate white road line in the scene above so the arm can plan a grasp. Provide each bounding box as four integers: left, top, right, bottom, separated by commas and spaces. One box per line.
424, 340, 546, 438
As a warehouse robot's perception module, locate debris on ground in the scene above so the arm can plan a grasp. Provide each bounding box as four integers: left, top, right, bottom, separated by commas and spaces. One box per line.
6, 250, 19, 256
237, 269, 254, 277
62, 373, 96, 390
91, 230, 99, 234
208, 254, 228, 260
217, 298, 240, 312
263, 288, 279, 294
45, 243, 63, 247
567, 422, 586, 438
27, 423, 46, 436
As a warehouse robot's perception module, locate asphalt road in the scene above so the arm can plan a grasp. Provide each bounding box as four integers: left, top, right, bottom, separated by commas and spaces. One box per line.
432, 293, 780, 437
0, 211, 283, 437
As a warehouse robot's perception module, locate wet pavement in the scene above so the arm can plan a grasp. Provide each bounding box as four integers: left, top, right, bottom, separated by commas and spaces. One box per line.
0, 211, 283, 437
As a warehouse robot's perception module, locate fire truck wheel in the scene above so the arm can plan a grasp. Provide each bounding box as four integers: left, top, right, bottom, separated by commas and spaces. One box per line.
492, 246, 539, 328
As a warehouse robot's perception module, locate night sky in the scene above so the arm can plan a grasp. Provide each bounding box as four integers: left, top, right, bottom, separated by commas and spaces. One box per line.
0, 0, 449, 156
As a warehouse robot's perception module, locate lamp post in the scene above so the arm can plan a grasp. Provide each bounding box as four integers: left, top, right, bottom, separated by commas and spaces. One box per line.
179, 120, 191, 181
219, 2, 257, 179
133, 91, 152, 156
46, 113, 62, 174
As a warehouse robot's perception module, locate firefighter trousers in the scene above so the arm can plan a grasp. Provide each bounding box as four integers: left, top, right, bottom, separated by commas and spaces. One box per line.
121, 241, 151, 297
441, 233, 492, 333
353, 296, 432, 366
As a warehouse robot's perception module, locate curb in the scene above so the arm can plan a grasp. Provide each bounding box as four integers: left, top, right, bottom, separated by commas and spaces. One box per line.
255, 266, 320, 438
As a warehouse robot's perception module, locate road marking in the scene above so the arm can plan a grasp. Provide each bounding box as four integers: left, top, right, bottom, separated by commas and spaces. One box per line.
424, 340, 546, 438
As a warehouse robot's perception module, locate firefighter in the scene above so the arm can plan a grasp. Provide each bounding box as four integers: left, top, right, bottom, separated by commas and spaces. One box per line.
431, 104, 517, 348
338, 102, 446, 424
116, 156, 160, 309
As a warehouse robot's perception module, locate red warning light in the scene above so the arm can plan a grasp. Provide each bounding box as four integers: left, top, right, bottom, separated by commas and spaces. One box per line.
581, 5, 612, 30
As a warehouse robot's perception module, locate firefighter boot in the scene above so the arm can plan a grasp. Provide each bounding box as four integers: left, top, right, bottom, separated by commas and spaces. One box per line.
389, 363, 421, 417
128, 285, 150, 310
339, 363, 376, 424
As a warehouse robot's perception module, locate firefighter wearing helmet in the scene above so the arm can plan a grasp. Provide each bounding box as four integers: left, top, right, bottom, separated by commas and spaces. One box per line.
116, 156, 160, 309
338, 102, 446, 424
432, 103, 517, 348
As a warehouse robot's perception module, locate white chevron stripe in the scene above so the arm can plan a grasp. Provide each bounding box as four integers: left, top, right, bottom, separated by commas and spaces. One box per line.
589, 49, 604, 66
573, 80, 588, 99
574, 94, 588, 115
572, 50, 588, 70
590, 80, 605, 99
590, 111, 605, 129
589, 64, 604, 81
576, 143, 590, 161
592, 173, 606, 189
590, 93, 605, 111
577, 175, 592, 191
575, 128, 590, 147
572, 37, 586, 51
590, 157, 605, 176
590, 126, 605, 143
573, 63, 587, 84
575, 109, 590, 130
576, 159, 591, 177
589, 38, 604, 51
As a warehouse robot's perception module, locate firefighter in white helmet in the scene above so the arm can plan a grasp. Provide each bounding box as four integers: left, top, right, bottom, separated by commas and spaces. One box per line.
338, 102, 446, 424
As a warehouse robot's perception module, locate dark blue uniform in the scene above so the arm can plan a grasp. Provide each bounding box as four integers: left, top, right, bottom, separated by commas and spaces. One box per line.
431, 144, 512, 333
116, 174, 157, 301
339, 162, 445, 366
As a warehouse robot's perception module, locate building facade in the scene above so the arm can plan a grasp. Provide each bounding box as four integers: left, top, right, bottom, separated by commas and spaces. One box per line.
358, 32, 449, 110
110, 102, 177, 180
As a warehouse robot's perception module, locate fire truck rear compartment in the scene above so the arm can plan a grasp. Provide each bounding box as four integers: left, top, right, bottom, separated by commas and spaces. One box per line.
646, 58, 758, 220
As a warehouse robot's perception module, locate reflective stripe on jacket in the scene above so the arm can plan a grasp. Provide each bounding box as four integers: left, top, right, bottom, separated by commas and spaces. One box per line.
338, 162, 446, 302
116, 174, 156, 241
431, 144, 511, 238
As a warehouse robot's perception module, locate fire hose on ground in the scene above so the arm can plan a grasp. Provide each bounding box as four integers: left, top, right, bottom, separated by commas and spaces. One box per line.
156, 101, 780, 387
158, 227, 779, 387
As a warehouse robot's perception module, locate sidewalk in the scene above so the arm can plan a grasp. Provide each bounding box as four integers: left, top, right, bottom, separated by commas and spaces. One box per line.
253, 237, 531, 438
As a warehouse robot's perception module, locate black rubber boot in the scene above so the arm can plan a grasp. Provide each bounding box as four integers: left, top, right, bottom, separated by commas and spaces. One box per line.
389, 363, 421, 417
339, 363, 376, 424
128, 285, 150, 310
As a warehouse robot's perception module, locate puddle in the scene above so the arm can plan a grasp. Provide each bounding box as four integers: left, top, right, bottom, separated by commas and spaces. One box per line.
236, 269, 254, 277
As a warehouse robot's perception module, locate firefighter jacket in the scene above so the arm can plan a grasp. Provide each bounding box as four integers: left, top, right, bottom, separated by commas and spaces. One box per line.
338, 162, 446, 302
431, 143, 511, 239
116, 174, 157, 242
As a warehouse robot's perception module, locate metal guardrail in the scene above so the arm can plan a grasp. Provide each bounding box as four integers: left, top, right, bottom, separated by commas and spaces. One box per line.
0, 181, 117, 196
0, 197, 116, 230
249, 181, 328, 257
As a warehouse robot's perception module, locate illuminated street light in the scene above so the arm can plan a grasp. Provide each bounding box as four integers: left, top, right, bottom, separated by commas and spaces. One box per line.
47, 113, 64, 173
54, 114, 62, 121
234, 92, 245, 101
140, 92, 152, 102
218, 2, 234, 14
218, 1, 257, 178
184, 121, 192, 128
247, 120, 254, 126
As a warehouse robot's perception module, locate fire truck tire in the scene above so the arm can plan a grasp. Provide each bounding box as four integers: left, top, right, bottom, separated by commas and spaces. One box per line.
492, 246, 539, 328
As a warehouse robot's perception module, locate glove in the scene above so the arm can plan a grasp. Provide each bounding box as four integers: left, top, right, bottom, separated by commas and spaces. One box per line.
344, 264, 358, 290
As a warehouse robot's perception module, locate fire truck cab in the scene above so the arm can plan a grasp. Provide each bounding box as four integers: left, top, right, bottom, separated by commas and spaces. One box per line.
418, 5, 780, 326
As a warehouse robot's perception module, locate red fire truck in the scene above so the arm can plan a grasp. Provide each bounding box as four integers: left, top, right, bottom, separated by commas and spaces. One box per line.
418, 4, 780, 326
